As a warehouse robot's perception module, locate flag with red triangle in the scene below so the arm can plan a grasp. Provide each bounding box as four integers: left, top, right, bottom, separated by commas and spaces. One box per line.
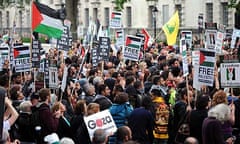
199, 50, 215, 67
13, 46, 30, 59
141, 28, 150, 50
32, 1, 64, 39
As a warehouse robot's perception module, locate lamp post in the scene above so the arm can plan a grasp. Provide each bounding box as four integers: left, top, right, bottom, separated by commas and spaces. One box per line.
152, 6, 158, 42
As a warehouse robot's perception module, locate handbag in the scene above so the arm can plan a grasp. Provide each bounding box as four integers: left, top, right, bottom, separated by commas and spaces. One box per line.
174, 110, 191, 144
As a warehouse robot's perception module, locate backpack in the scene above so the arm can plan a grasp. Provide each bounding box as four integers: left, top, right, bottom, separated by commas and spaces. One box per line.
30, 106, 41, 134
154, 101, 170, 135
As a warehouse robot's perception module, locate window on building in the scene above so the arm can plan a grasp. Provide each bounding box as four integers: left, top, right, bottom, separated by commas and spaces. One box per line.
19, 11, 22, 33
221, 2, 228, 26
175, 4, 182, 26
104, 7, 109, 27
85, 8, 89, 27
162, 5, 169, 25
126, 6, 132, 27
6, 11, 9, 29
206, 3, 213, 23
93, 8, 98, 22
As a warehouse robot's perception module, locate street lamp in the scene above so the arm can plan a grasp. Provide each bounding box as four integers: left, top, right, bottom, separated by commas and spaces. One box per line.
152, 6, 158, 42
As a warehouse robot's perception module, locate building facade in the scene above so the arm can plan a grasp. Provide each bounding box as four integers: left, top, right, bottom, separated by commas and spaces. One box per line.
0, 0, 236, 39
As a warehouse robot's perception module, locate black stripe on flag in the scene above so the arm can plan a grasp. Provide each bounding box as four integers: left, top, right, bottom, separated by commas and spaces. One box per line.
34, 1, 60, 19
200, 49, 215, 57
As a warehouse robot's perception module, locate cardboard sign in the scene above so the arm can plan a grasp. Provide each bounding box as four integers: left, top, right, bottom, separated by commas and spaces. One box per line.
123, 35, 142, 61
13, 45, 31, 72
220, 63, 240, 88
198, 49, 216, 86
84, 110, 117, 141
110, 11, 122, 29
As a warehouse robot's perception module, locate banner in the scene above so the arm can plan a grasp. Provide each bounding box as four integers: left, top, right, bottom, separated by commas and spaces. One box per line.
123, 35, 142, 61
220, 63, 240, 88
110, 11, 122, 29
197, 49, 216, 86
13, 45, 31, 72
84, 110, 117, 141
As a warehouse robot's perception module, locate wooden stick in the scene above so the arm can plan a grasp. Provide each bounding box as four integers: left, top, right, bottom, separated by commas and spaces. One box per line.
186, 77, 190, 106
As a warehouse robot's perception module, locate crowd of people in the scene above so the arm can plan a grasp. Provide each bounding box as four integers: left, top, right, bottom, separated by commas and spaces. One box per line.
0, 34, 240, 144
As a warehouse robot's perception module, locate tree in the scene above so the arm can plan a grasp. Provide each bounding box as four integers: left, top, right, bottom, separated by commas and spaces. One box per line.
65, 0, 79, 40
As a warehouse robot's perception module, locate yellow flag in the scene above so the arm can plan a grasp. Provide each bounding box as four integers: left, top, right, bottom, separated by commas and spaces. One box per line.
162, 11, 179, 45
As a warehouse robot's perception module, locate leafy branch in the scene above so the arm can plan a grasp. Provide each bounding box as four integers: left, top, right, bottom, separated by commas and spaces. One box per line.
229, 0, 240, 13
114, 0, 130, 11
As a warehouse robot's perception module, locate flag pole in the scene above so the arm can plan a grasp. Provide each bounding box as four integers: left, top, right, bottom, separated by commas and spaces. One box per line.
154, 29, 163, 43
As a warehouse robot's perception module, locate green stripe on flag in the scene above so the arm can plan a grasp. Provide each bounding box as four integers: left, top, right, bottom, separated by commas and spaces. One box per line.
127, 44, 140, 49
201, 61, 214, 67
15, 54, 30, 59
34, 24, 63, 39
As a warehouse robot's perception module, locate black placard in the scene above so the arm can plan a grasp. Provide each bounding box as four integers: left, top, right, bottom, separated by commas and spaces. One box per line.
99, 37, 110, 61
91, 41, 100, 67
44, 59, 49, 88
57, 25, 70, 51
32, 40, 41, 68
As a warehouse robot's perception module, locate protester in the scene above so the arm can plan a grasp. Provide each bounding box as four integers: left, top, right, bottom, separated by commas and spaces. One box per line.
189, 94, 210, 144
202, 103, 234, 144
92, 84, 112, 111
116, 126, 132, 144
70, 100, 91, 144
109, 92, 133, 144
31, 88, 61, 143
92, 129, 109, 144
128, 96, 154, 144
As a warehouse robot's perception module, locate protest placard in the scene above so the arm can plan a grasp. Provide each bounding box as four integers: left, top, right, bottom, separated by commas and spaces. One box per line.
84, 110, 117, 141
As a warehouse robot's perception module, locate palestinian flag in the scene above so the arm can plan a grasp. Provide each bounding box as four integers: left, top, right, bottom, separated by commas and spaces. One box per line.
116, 30, 123, 39
125, 35, 142, 49
199, 50, 215, 67
141, 28, 150, 50
32, 1, 64, 39
13, 46, 30, 59
111, 11, 122, 20
226, 67, 236, 80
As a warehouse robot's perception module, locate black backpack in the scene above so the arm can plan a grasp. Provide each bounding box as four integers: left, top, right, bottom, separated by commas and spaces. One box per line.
30, 106, 42, 137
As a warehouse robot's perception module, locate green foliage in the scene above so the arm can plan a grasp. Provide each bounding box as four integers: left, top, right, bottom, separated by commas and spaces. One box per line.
229, 0, 240, 13
114, 0, 130, 11
21, 37, 46, 43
